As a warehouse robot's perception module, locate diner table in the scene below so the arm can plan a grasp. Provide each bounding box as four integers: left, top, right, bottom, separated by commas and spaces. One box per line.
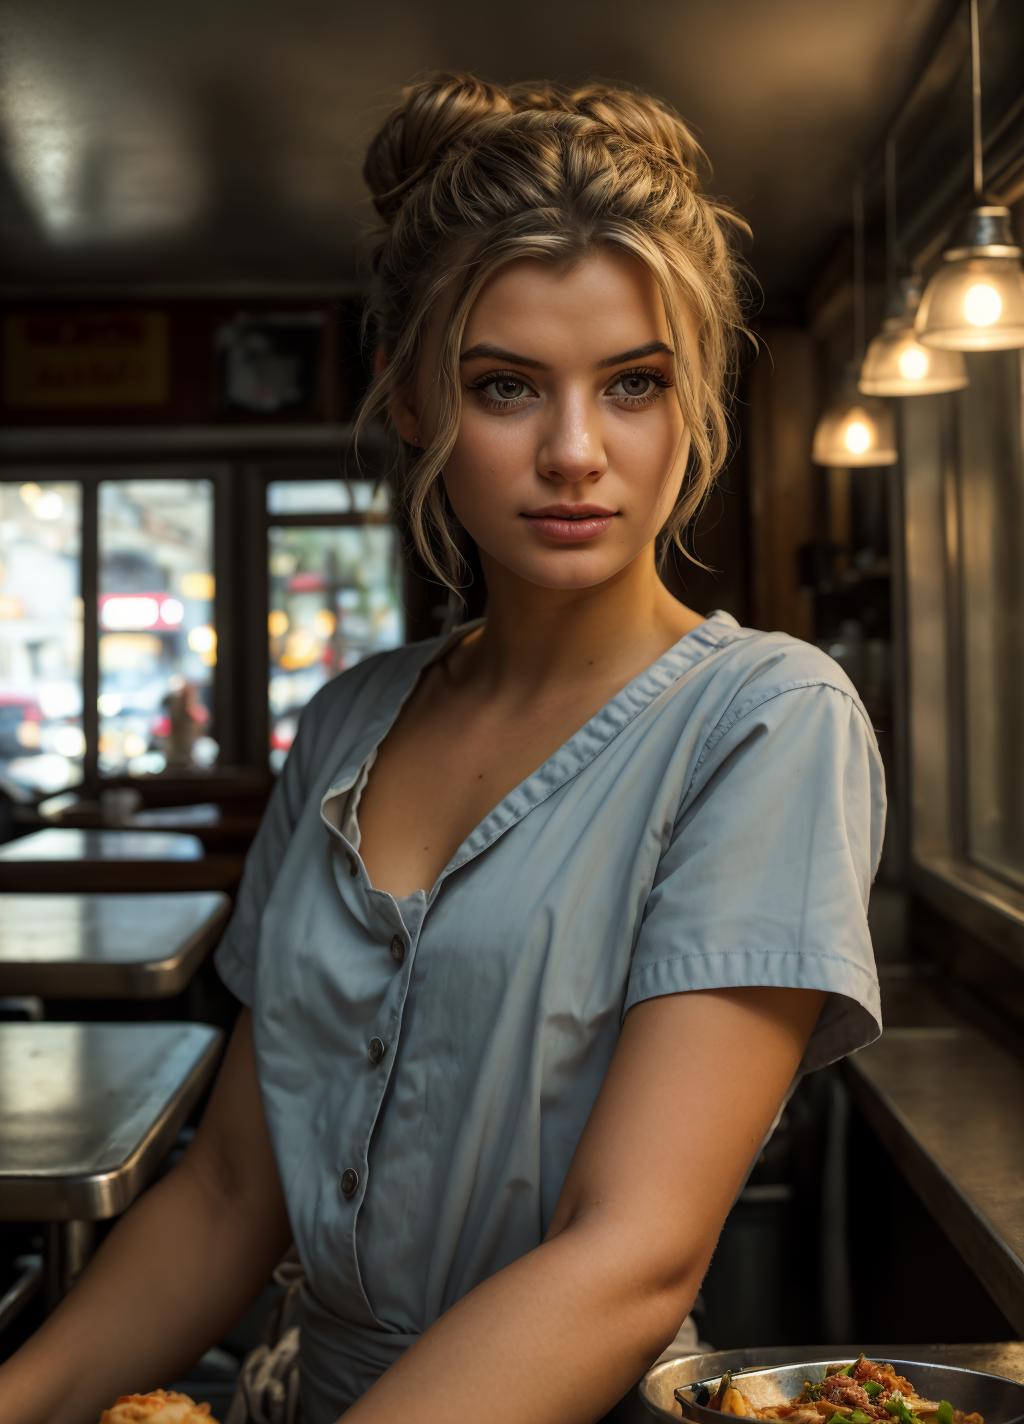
0, 891, 231, 998
0, 1020, 223, 1307
0, 828, 243, 893
29, 794, 263, 853
129, 803, 262, 852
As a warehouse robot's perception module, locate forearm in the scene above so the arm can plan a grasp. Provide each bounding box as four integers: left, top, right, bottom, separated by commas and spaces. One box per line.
340, 1220, 695, 1424
0, 1159, 292, 1424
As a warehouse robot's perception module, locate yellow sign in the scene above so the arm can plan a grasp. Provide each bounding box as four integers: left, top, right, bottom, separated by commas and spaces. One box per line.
3, 311, 169, 408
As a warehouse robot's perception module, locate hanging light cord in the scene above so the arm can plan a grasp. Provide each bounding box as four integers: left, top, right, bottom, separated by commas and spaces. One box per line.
884, 135, 896, 297
970, 0, 983, 199
854, 172, 865, 363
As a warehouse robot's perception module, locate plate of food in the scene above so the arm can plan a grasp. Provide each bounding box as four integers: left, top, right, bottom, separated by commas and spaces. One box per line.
640, 1353, 1024, 1424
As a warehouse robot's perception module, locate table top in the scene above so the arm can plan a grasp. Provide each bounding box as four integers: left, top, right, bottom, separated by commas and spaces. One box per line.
31, 795, 264, 846
0, 1020, 223, 1220
0, 891, 231, 997
0, 829, 204, 862
131, 804, 222, 829
0, 828, 242, 893
844, 1022, 1024, 1337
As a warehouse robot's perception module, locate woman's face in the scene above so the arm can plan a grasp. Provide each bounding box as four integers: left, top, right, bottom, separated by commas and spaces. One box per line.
396, 246, 694, 597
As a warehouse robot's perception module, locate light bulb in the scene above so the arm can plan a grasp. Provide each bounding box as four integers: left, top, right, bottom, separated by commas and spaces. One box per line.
844, 419, 872, 455
962, 282, 1002, 327
897, 346, 930, 382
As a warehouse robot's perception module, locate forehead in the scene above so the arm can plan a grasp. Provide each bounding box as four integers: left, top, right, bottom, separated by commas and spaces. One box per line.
463, 248, 668, 348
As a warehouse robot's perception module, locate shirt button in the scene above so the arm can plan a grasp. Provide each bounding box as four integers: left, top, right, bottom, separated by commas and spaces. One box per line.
368, 1037, 387, 1064
339, 1168, 359, 1198
348, 854, 358, 877
390, 935, 406, 963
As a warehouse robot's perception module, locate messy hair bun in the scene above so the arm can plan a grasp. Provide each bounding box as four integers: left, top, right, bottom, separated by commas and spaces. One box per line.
363, 74, 516, 224
353, 69, 759, 611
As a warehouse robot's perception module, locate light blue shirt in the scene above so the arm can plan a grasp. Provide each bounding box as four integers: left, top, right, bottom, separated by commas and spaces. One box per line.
213, 607, 886, 1422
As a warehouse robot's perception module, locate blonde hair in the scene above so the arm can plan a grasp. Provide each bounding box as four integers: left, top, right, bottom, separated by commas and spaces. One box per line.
351, 70, 760, 611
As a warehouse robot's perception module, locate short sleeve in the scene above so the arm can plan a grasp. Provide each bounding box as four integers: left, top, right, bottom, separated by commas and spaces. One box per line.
212, 693, 323, 1006
622, 681, 886, 1074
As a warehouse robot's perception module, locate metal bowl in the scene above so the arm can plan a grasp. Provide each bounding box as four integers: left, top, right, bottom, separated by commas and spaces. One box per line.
639, 1351, 1024, 1424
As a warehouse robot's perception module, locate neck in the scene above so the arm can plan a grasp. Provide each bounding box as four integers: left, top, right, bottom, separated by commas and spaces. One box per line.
445, 559, 704, 709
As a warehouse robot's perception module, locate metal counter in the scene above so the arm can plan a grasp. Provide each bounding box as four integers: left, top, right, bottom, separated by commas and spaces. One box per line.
843, 1021, 1024, 1335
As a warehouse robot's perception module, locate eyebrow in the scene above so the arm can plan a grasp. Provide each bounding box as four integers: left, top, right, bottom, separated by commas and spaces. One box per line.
458, 340, 675, 369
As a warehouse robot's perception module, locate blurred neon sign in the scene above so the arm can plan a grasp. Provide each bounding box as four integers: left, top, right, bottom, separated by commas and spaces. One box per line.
98, 593, 185, 631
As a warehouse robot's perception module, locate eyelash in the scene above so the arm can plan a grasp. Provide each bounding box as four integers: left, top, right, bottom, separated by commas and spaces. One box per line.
467, 365, 673, 412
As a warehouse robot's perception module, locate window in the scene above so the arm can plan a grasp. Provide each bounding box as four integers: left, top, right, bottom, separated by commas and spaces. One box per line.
0, 465, 222, 796
265, 477, 404, 770
0, 481, 82, 795
98, 479, 216, 776
901, 343, 1024, 909
956, 350, 1023, 892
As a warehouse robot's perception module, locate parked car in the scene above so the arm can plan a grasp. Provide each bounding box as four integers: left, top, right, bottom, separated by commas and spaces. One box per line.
0, 689, 44, 760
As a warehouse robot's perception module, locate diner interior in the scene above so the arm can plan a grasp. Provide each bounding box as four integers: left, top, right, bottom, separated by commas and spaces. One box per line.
0, 0, 1022, 1416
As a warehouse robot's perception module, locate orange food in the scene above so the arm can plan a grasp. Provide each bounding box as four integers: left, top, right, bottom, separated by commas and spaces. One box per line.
99, 1388, 218, 1423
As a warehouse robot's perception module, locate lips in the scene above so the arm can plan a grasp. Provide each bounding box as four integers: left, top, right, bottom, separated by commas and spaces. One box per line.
523, 508, 617, 519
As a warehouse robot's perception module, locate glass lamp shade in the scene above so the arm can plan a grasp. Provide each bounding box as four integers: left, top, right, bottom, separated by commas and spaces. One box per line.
915, 206, 1024, 351
859, 316, 968, 395
812, 365, 897, 467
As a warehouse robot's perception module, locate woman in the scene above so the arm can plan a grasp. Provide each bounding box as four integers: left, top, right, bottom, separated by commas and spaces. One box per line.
0, 72, 886, 1424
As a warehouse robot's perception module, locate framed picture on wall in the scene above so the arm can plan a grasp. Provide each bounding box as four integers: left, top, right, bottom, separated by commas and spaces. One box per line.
214, 311, 325, 417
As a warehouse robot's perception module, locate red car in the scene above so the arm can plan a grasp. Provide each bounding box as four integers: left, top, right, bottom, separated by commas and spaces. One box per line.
0, 691, 43, 759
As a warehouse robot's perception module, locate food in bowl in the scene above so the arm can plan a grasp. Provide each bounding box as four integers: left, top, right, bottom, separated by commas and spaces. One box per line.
99, 1388, 218, 1422
692, 1355, 983, 1424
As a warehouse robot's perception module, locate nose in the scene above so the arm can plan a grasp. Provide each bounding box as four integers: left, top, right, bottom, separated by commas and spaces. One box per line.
536, 391, 609, 484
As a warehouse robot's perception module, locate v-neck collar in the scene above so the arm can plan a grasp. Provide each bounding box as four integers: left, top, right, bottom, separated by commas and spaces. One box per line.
321, 608, 738, 903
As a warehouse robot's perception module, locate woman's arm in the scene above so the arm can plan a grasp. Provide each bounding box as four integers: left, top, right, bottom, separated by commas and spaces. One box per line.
0, 1007, 293, 1424
338, 984, 825, 1424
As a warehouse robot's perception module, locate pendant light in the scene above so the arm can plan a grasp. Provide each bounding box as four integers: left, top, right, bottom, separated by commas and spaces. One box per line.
914, 0, 1024, 350
813, 174, 898, 466
859, 136, 968, 394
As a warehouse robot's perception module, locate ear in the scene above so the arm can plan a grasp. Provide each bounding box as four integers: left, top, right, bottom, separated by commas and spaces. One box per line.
374, 344, 421, 447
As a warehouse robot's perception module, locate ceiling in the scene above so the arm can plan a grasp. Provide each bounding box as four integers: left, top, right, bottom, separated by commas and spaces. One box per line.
0, 0, 961, 316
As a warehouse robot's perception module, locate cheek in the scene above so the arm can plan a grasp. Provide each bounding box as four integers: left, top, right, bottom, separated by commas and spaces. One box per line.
614, 412, 687, 486
443, 413, 522, 503
452, 406, 527, 461
650, 400, 689, 458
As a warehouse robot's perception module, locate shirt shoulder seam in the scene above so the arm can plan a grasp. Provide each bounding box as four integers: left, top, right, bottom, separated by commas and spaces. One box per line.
681, 677, 878, 806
